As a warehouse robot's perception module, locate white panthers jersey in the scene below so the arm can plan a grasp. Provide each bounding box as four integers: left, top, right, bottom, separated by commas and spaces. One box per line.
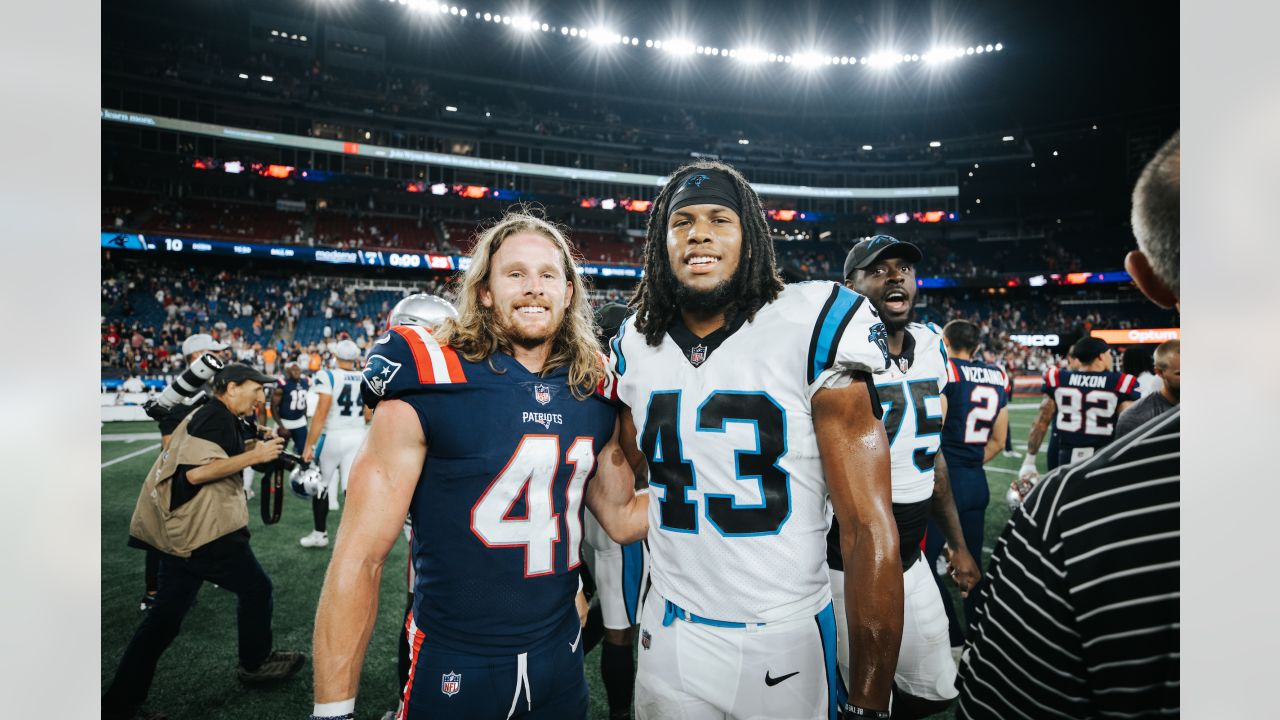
313, 367, 367, 432
872, 323, 949, 504
610, 281, 890, 624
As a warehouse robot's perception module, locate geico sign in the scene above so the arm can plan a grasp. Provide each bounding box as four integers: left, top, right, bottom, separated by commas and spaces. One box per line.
1009, 334, 1060, 347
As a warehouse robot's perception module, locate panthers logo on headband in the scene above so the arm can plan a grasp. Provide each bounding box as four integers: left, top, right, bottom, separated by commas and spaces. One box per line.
868, 322, 892, 368
363, 354, 402, 396
684, 173, 710, 188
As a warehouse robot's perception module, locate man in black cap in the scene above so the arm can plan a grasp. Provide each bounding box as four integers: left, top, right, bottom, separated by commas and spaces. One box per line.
829, 235, 982, 719
617, 161, 901, 720
104, 363, 306, 720
1016, 336, 1141, 497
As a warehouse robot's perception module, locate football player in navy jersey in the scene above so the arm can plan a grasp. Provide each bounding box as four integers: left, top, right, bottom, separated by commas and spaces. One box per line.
928, 319, 1009, 650
1017, 337, 1139, 495
272, 362, 310, 455
309, 211, 647, 720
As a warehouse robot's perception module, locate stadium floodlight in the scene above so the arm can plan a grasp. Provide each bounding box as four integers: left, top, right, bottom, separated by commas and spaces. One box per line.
561, 26, 569, 34
300, 35, 307, 41
569, 27, 579, 37
632, 37, 639, 45
449, 6, 458, 15
261, 75, 274, 82
1052, 150, 1059, 156
445, 105, 458, 112
995, 42, 1003, 51
985, 44, 994, 52
459, 8, 467, 17
862, 145, 873, 150
665, 38, 696, 56
738, 138, 750, 145
501, 15, 511, 24
929, 140, 942, 147
238, 73, 249, 79
736, 47, 768, 63
512, 16, 531, 31
645, 38, 653, 47
483, 12, 491, 20
1002, 135, 1014, 141
975, 46, 984, 54
793, 52, 825, 69
859, 56, 868, 64
1030, 162, 1036, 167
966, 46, 974, 54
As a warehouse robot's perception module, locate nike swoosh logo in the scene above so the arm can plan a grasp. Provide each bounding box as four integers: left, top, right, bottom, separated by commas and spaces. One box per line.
569, 624, 583, 653
765, 671, 799, 686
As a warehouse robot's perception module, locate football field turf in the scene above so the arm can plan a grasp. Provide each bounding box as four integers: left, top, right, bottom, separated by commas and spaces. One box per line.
101, 405, 1043, 719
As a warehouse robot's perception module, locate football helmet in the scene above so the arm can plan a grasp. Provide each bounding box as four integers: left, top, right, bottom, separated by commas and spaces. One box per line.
388, 293, 458, 330
290, 465, 326, 500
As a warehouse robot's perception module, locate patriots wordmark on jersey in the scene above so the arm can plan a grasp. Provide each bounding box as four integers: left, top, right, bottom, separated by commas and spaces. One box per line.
611, 281, 889, 624
363, 325, 618, 654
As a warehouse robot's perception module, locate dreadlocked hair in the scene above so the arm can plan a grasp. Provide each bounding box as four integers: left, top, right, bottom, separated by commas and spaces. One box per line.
433, 206, 604, 399
629, 160, 784, 347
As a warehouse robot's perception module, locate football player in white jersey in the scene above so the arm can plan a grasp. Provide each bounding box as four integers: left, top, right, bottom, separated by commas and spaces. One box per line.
831, 236, 982, 719
610, 161, 901, 720
299, 338, 370, 548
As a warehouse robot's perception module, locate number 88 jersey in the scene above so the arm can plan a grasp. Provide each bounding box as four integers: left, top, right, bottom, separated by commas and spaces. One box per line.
610, 282, 889, 624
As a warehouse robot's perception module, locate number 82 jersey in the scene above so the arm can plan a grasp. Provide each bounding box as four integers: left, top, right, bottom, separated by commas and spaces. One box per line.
610, 282, 890, 624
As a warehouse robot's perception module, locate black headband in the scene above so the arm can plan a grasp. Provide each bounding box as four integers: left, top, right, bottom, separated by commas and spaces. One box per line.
667, 169, 742, 220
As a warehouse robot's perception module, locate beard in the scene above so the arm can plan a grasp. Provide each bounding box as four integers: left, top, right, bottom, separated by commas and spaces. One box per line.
881, 306, 914, 334
495, 304, 564, 348
670, 255, 750, 315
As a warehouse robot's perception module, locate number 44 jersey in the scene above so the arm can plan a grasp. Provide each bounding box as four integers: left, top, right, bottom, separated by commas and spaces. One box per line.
609, 281, 890, 624
362, 326, 617, 655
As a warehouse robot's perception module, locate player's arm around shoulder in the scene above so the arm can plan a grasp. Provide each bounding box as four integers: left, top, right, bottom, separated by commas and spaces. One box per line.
585, 409, 649, 545
812, 377, 901, 712
313, 398, 424, 705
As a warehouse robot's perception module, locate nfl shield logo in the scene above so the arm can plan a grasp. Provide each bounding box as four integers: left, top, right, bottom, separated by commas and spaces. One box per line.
641, 629, 651, 649
895, 356, 911, 373
533, 384, 552, 406
689, 344, 708, 366
441, 671, 462, 697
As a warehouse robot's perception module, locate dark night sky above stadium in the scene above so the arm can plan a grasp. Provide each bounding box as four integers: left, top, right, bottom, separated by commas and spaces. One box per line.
111, 0, 1178, 137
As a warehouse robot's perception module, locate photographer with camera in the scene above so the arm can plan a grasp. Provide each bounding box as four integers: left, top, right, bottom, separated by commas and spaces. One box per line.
103, 364, 307, 720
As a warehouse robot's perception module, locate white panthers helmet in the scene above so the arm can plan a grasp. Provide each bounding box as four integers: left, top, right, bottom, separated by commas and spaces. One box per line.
290, 465, 327, 500
388, 293, 458, 330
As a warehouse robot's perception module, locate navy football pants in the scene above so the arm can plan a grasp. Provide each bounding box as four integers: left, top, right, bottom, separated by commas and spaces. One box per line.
401, 610, 587, 720
925, 463, 989, 647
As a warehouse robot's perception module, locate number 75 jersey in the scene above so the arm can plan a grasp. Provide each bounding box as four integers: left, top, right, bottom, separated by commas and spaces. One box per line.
609, 282, 890, 624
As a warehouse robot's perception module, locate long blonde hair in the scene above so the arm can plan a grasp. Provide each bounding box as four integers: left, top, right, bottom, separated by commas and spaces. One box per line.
434, 208, 604, 399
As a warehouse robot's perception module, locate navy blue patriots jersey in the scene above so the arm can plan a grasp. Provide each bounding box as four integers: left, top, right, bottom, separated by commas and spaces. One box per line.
276, 376, 310, 422
363, 325, 617, 655
1043, 367, 1139, 451
941, 358, 1009, 467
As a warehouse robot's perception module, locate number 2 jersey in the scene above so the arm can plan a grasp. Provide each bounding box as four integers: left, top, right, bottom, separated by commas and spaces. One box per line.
312, 367, 367, 433
363, 325, 617, 654
1043, 366, 1139, 457
941, 358, 1010, 468
610, 281, 890, 624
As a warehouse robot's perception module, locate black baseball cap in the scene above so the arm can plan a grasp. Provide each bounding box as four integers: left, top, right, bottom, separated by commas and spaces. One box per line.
843, 235, 924, 279
215, 363, 276, 386
1070, 336, 1112, 363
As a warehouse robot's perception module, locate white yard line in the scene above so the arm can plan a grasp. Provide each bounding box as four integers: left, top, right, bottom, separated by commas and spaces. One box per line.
102, 432, 162, 442
101, 443, 161, 468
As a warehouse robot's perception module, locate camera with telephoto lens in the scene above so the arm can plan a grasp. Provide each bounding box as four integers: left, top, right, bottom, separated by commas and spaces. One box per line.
142, 353, 226, 421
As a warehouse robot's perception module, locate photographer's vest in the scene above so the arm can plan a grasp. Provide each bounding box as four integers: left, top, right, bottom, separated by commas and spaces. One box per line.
129, 412, 249, 558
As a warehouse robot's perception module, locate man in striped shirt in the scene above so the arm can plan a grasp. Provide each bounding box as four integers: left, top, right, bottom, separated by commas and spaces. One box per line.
957, 130, 1180, 718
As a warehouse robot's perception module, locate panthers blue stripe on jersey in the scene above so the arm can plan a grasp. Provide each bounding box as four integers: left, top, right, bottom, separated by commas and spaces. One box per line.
365, 327, 617, 655
1043, 367, 1139, 451
941, 358, 1009, 467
